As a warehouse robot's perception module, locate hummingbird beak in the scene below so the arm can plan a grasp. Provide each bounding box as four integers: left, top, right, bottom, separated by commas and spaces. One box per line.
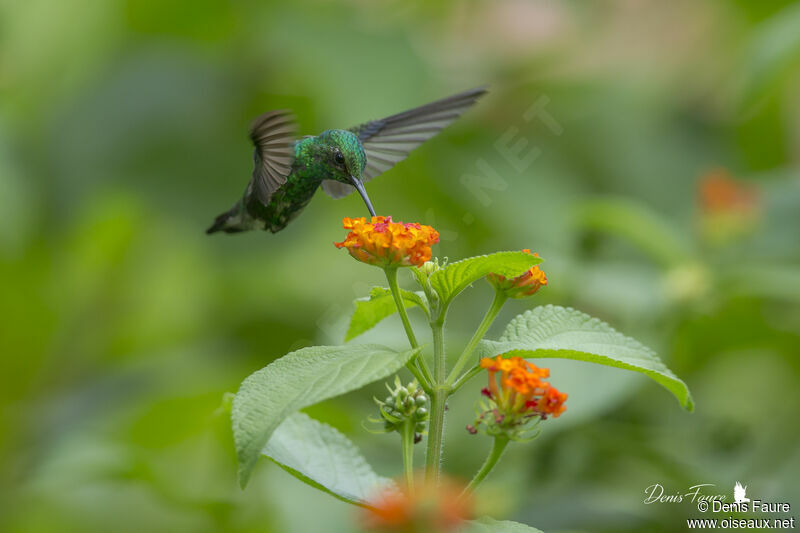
349, 175, 376, 217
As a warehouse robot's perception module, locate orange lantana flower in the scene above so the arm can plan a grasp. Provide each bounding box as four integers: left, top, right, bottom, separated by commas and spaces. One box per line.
698, 169, 758, 214
468, 356, 566, 439
335, 216, 439, 268
361, 477, 471, 532
697, 169, 761, 245
487, 250, 547, 298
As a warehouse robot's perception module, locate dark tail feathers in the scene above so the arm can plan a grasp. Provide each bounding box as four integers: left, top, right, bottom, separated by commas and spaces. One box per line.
206, 206, 242, 234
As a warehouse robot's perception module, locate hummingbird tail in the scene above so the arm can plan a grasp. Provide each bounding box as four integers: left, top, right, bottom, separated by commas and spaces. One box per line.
206, 204, 244, 234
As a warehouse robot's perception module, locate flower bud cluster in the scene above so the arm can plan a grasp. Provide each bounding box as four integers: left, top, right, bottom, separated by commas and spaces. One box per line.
374, 377, 429, 443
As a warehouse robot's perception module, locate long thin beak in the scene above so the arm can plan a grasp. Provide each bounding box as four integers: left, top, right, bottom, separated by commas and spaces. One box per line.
349, 175, 376, 217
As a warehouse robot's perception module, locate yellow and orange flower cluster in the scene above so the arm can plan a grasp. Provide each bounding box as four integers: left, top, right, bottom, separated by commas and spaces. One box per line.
335, 216, 440, 268
468, 356, 566, 439
697, 169, 761, 245
487, 250, 547, 298
698, 169, 758, 214
480, 355, 566, 418
361, 477, 471, 533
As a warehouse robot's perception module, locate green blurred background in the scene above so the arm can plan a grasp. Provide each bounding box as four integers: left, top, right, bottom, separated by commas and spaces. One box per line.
2, 1, 799, 531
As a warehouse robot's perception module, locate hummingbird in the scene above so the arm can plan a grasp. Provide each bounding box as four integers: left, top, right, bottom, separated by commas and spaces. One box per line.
206, 86, 487, 234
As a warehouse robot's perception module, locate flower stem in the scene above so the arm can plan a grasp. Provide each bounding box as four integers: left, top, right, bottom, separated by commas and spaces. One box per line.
461, 436, 510, 498
384, 267, 433, 391
450, 364, 483, 393
385, 267, 419, 348
446, 291, 507, 387
424, 315, 448, 484
401, 419, 415, 493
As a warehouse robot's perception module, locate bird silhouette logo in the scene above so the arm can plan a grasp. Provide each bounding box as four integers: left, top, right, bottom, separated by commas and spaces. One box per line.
734, 482, 750, 503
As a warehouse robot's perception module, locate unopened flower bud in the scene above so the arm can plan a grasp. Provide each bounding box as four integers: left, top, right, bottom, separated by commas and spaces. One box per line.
419, 260, 440, 277
372, 378, 430, 442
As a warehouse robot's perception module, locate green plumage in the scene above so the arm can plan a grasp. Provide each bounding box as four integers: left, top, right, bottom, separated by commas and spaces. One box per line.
207, 87, 487, 235
245, 131, 366, 233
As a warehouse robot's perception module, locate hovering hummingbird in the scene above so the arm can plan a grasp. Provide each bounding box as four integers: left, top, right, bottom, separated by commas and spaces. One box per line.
206, 86, 487, 234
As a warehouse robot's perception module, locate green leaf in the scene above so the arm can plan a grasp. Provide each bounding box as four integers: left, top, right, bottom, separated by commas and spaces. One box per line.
430, 251, 540, 305
575, 198, 692, 267
264, 412, 394, 505
737, 3, 800, 111
479, 305, 693, 411
233, 344, 420, 487
464, 517, 544, 532
345, 287, 428, 341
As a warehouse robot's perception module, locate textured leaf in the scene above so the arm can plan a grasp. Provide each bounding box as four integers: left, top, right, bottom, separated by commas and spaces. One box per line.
345, 287, 428, 341
479, 305, 693, 411
233, 344, 420, 486
464, 517, 544, 532
430, 252, 540, 304
264, 412, 394, 505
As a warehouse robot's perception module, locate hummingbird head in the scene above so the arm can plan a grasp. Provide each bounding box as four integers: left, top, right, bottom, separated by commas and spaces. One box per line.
316, 129, 375, 216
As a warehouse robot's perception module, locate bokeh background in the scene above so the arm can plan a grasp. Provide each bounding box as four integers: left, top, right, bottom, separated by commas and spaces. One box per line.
2, 1, 800, 531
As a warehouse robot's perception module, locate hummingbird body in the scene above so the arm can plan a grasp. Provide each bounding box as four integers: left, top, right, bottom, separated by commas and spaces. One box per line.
207, 87, 487, 235
212, 130, 367, 233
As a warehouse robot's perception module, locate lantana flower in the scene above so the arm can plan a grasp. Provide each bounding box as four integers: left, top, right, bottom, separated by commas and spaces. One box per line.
698, 169, 758, 215
487, 249, 547, 298
361, 477, 471, 533
697, 169, 760, 245
467, 355, 566, 440
335, 216, 439, 268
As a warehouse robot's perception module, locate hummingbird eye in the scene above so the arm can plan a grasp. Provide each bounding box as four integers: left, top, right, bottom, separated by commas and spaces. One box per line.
334, 151, 346, 167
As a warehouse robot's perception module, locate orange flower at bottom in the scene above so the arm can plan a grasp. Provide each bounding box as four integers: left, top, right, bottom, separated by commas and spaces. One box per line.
360, 477, 471, 533
698, 169, 758, 214
696, 169, 761, 245
335, 216, 440, 268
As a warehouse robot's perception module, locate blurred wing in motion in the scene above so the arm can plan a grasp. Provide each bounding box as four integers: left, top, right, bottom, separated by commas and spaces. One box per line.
249, 110, 297, 204
321, 86, 488, 199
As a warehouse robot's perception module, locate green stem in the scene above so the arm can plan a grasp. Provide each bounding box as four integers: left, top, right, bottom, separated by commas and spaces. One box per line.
446, 291, 507, 387
413, 353, 434, 392
385, 267, 419, 348
384, 267, 433, 391
461, 436, 510, 498
405, 357, 428, 390
424, 314, 448, 484
401, 419, 415, 493
450, 364, 483, 393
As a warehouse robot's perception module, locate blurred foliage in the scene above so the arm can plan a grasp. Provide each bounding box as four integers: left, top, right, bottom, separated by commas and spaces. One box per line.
1, 0, 799, 532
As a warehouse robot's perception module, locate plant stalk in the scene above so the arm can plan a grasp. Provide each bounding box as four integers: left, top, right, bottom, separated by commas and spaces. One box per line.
401, 419, 415, 493
461, 436, 510, 498
385, 267, 419, 348
450, 364, 483, 393
424, 315, 448, 484
446, 291, 507, 386
384, 267, 433, 391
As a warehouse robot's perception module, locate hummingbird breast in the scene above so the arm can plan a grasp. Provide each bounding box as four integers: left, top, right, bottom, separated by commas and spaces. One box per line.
246, 170, 321, 232
244, 138, 327, 232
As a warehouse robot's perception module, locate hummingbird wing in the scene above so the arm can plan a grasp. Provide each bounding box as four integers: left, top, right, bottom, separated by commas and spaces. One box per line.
321, 86, 488, 199
249, 110, 297, 205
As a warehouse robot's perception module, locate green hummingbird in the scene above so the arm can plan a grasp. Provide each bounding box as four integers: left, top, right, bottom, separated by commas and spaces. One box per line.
206, 86, 487, 234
